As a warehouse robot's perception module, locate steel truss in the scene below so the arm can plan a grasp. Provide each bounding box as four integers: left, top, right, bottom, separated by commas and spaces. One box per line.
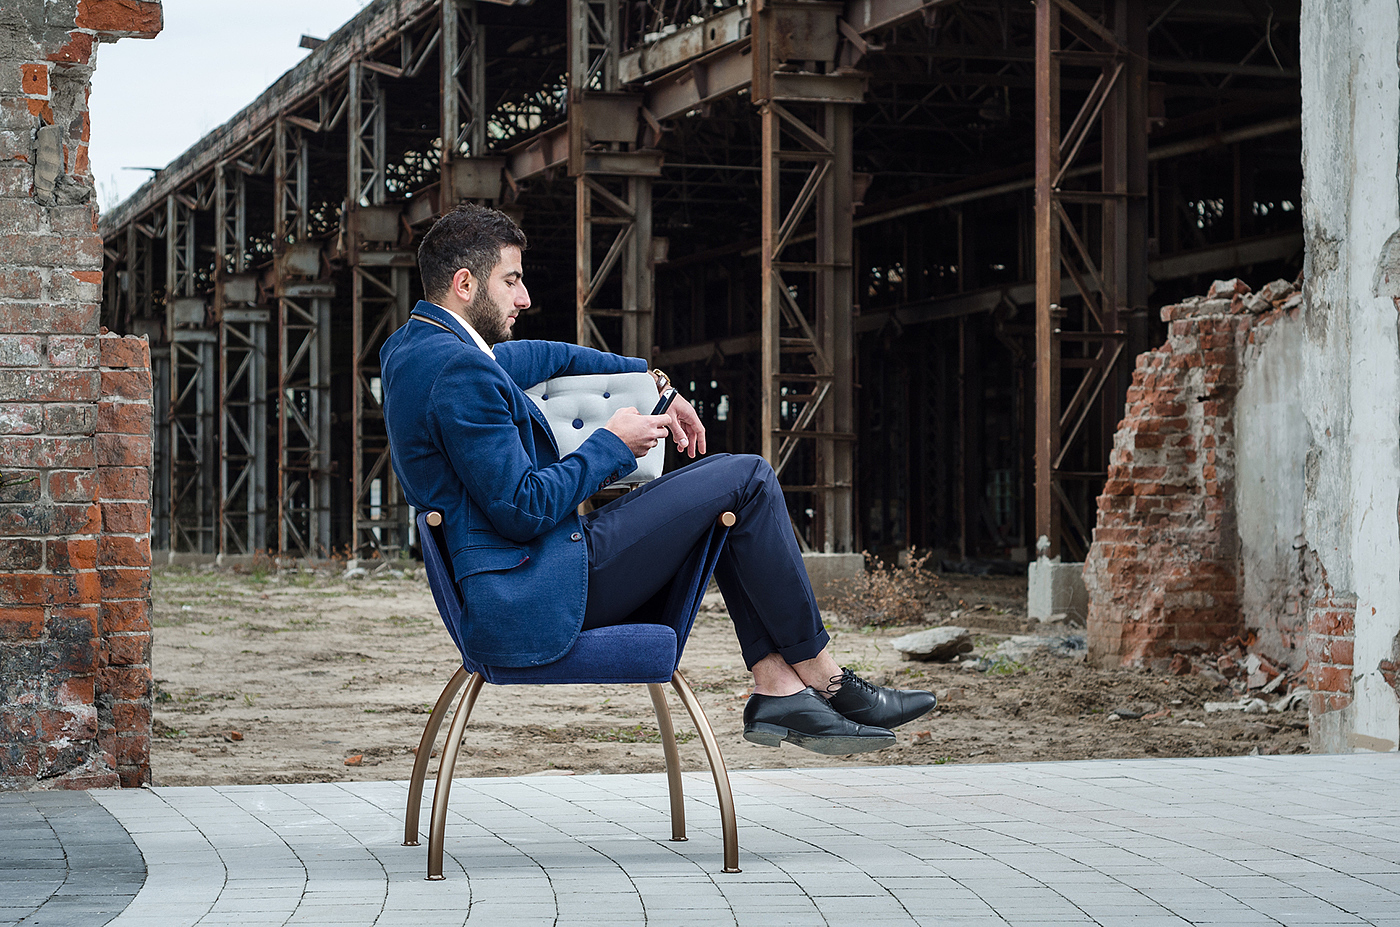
351, 261, 413, 559
753, 0, 859, 552
277, 285, 333, 558
1034, 0, 1148, 559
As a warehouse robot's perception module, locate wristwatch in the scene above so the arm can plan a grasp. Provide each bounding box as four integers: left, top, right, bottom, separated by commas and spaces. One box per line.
649, 368, 670, 392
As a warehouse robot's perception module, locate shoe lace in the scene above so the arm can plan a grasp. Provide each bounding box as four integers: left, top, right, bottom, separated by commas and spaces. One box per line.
827, 667, 875, 695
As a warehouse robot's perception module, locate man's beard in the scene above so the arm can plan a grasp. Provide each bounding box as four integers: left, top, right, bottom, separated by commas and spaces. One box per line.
464, 287, 511, 346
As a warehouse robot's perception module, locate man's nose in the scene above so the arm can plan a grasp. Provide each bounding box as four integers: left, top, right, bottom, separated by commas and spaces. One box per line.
516, 283, 531, 309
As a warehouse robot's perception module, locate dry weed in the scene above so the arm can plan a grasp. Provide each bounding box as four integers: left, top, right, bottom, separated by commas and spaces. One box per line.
825, 549, 940, 627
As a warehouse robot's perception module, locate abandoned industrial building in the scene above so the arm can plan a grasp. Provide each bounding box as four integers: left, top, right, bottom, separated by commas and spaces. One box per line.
5, 0, 1398, 798
96, 0, 1302, 567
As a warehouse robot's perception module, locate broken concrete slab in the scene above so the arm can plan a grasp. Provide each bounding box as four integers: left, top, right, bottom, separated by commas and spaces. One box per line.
890, 626, 973, 662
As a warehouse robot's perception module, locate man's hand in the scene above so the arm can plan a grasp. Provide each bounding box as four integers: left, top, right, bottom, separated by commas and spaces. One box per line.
664, 393, 707, 458
603, 407, 671, 458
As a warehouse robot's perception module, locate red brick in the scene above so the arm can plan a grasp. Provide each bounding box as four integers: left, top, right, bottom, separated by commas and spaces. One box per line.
0, 234, 101, 268
99, 369, 151, 401
0, 606, 44, 640
99, 567, 149, 600
1311, 664, 1353, 693
44, 403, 96, 435
96, 401, 150, 436
0, 302, 98, 335
101, 501, 149, 534
99, 665, 151, 701
76, 0, 164, 37
1308, 609, 1355, 635
56, 676, 94, 707
20, 63, 49, 96
111, 701, 150, 734
96, 467, 147, 501
117, 764, 148, 788
0, 403, 44, 435
98, 534, 149, 568
0, 268, 43, 299
95, 433, 151, 467
105, 633, 149, 666
49, 469, 96, 502
0, 538, 43, 571
46, 335, 98, 367
0, 335, 45, 366
47, 537, 98, 572
0, 369, 100, 403
47, 30, 94, 66
101, 598, 149, 634
98, 335, 149, 370
112, 733, 150, 767
0, 571, 99, 606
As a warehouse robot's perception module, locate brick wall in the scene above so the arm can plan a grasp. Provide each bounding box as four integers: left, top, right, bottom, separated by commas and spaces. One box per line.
1305, 573, 1356, 718
0, 0, 161, 790
1084, 278, 1302, 670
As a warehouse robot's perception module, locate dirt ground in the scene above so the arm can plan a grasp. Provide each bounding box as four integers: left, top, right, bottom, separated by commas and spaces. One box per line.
148, 564, 1308, 787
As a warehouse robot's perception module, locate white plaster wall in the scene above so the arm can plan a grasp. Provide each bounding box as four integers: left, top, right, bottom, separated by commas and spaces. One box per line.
1236, 319, 1311, 668
1299, 0, 1400, 753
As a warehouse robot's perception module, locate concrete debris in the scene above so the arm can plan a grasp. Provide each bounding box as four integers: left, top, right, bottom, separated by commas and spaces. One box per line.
1204, 689, 1307, 714
891, 627, 973, 662
1205, 698, 1270, 713
990, 633, 1087, 663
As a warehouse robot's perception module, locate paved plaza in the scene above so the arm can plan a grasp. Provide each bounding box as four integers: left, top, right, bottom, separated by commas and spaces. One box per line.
1, 753, 1397, 926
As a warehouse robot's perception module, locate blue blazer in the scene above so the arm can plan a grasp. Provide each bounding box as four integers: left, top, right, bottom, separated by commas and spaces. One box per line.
381, 300, 647, 667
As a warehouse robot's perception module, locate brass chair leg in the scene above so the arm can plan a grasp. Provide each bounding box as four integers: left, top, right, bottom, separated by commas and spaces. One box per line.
647, 683, 687, 842
404, 666, 472, 847
669, 669, 740, 872
427, 671, 485, 880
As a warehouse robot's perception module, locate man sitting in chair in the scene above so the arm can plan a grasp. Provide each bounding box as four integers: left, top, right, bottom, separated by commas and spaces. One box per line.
381, 203, 937, 755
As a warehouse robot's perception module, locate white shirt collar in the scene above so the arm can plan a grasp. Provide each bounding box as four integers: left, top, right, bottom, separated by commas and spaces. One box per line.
434, 304, 495, 359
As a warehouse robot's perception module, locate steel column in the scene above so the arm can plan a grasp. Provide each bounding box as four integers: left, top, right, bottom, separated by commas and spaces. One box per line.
441, 0, 486, 175
752, 0, 856, 552
349, 61, 388, 207
277, 286, 334, 558
351, 262, 413, 559
1034, 0, 1145, 558
273, 116, 329, 556
1033, 0, 1061, 556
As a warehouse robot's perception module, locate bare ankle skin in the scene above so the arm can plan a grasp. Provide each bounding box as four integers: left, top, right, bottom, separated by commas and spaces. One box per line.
749, 652, 806, 697
748, 649, 845, 698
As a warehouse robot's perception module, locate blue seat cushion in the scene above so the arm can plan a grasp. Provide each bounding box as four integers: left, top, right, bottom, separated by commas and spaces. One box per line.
473, 624, 678, 685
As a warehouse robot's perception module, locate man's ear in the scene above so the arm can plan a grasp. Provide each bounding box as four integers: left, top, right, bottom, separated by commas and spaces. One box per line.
450, 267, 474, 303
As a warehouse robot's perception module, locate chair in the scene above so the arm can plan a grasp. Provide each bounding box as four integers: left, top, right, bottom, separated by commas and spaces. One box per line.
404, 508, 741, 879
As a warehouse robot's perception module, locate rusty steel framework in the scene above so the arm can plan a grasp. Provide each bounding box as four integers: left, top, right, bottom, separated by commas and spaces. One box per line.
99, 0, 1303, 562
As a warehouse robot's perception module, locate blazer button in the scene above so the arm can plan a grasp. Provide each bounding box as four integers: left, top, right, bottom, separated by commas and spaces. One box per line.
570, 532, 582, 541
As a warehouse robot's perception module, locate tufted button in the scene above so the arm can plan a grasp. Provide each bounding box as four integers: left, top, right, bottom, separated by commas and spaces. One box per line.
570, 531, 582, 541
541, 394, 548, 400
602, 391, 610, 398
572, 418, 584, 429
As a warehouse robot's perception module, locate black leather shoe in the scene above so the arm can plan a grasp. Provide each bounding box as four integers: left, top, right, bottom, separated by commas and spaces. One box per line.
826, 668, 938, 729
743, 688, 896, 755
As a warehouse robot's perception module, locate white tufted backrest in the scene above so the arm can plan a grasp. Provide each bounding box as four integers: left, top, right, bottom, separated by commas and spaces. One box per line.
524, 371, 665, 484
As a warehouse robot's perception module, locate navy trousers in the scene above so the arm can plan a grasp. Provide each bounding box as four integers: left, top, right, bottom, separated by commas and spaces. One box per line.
580, 453, 830, 669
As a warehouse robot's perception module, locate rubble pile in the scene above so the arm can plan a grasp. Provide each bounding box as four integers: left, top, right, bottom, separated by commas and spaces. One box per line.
1084, 276, 1305, 672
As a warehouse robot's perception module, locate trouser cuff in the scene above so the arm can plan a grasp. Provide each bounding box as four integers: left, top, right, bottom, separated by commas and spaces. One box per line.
740, 626, 830, 671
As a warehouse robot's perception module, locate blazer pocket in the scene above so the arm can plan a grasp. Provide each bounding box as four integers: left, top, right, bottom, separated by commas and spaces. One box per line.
459, 544, 530, 576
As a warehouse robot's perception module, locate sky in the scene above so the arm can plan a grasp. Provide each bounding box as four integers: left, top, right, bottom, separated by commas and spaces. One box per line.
89, 0, 374, 212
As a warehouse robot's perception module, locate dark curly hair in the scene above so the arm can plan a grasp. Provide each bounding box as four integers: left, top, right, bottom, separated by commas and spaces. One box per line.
418, 203, 528, 305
